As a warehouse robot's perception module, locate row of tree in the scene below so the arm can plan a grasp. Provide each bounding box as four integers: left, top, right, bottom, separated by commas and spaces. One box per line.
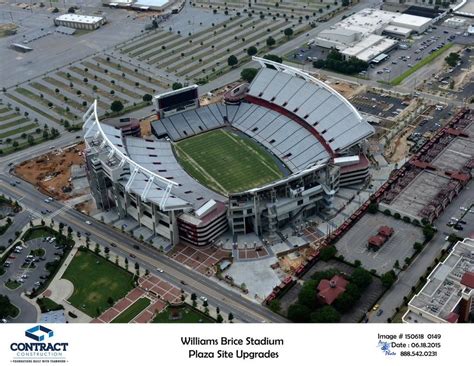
313, 49, 369, 75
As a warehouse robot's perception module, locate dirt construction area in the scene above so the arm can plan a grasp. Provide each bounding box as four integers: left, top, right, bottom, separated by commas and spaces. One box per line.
15, 142, 85, 200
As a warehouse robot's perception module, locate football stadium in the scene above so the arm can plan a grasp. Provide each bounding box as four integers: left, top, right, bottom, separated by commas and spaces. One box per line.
83, 57, 374, 247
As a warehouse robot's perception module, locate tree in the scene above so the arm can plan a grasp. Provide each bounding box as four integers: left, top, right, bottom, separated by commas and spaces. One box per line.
240, 68, 258, 83
298, 279, 317, 309
422, 225, 435, 241
142, 94, 152, 102
445, 52, 460, 67
247, 46, 258, 56
381, 270, 397, 288
216, 314, 224, 323
110, 100, 124, 113
413, 242, 423, 252
284, 27, 293, 39
12, 141, 19, 149
367, 202, 378, 214
52, 7, 59, 13
68, 7, 75, 13
0, 295, 16, 318
342, 0, 350, 5
107, 297, 114, 306
172, 82, 183, 90
227, 55, 238, 67
350, 268, 372, 290
228, 313, 234, 322
320, 246, 337, 261
313, 49, 368, 75
310, 305, 340, 323
268, 299, 281, 313
27, 135, 35, 146
333, 292, 356, 313
266, 36, 276, 47
287, 303, 310, 322
263, 54, 283, 63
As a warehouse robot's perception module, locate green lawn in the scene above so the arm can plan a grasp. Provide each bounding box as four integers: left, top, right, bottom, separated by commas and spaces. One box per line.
5, 280, 21, 290
37, 297, 64, 313
390, 43, 453, 86
111, 297, 150, 323
152, 305, 214, 323
0, 124, 37, 139
30, 248, 45, 257
174, 129, 284, 194
62, 249, 134, 317
23, 227, 56, 241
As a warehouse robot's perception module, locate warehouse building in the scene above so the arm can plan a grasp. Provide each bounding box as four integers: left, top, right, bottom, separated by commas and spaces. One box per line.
313, 9, 432, 62
54, 14, 106, 30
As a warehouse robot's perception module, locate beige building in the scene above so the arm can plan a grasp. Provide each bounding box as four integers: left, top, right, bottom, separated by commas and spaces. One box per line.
54, 14, 107, 30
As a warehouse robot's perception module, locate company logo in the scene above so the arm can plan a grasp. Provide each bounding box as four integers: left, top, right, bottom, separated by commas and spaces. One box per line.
377, 340, 396, 356
9, 325, 69, 363
25, 325, 54, 341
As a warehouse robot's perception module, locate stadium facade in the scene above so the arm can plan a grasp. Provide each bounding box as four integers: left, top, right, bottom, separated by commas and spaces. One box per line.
83, 58, 374, 247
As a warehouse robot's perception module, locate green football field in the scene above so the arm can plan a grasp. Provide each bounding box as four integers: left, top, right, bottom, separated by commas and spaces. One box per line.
174, 129, 284, 195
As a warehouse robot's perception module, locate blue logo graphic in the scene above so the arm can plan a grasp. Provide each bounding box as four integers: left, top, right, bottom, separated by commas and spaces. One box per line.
25, 325, 54, 342
377, 340, 396, 356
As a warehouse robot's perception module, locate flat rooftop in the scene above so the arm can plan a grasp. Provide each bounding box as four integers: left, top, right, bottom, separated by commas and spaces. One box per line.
405, 238, 474, 323
333, 9, 399, 37
431, 137, 474, 172
55, 14, 104, 24
388, 170, 451, 219
393, 13, 432, 28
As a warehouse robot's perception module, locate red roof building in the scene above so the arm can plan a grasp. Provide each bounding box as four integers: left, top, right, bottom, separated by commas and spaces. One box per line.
378, 226, 394, 238
317, 275, 349, 305
445, 312, 459, 323
368, 235, 386, 248
460, 272, 474, 289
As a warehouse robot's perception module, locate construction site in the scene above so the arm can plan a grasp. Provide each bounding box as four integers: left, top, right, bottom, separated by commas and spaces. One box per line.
14, 142, 89, 201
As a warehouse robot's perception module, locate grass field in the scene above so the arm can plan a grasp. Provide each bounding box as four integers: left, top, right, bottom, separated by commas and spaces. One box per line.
62, 249, 134, 317
152, 305, 214, 323
174, 129, 284, 194
111, 297, 150, 323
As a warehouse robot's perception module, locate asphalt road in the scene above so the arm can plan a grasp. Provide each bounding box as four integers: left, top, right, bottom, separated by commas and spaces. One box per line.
0, 166, 286, 323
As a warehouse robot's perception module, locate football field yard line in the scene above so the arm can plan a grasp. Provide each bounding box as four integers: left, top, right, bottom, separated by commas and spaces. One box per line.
173, 143, 228, 194
222, 129, 283, 178
174, 129, 284, 194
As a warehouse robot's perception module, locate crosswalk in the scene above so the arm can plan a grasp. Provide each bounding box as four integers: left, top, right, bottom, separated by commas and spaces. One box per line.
25, 206, 71, 220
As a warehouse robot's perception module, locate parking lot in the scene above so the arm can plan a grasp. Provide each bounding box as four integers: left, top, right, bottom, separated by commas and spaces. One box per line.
368, 25, 462, 82
335, 213, 424, 274
350, 91, 409, 119
424, 48, 473, 99
2, 237, 59, 295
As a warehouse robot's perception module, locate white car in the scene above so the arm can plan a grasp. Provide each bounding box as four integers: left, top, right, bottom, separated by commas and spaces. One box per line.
85, 220, 92, 225
156, 268, 164, 273
200, 296, 208, 302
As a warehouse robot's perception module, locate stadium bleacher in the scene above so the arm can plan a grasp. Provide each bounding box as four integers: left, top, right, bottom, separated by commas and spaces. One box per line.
124, 137, 225, 207
247, 67, 374, 152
